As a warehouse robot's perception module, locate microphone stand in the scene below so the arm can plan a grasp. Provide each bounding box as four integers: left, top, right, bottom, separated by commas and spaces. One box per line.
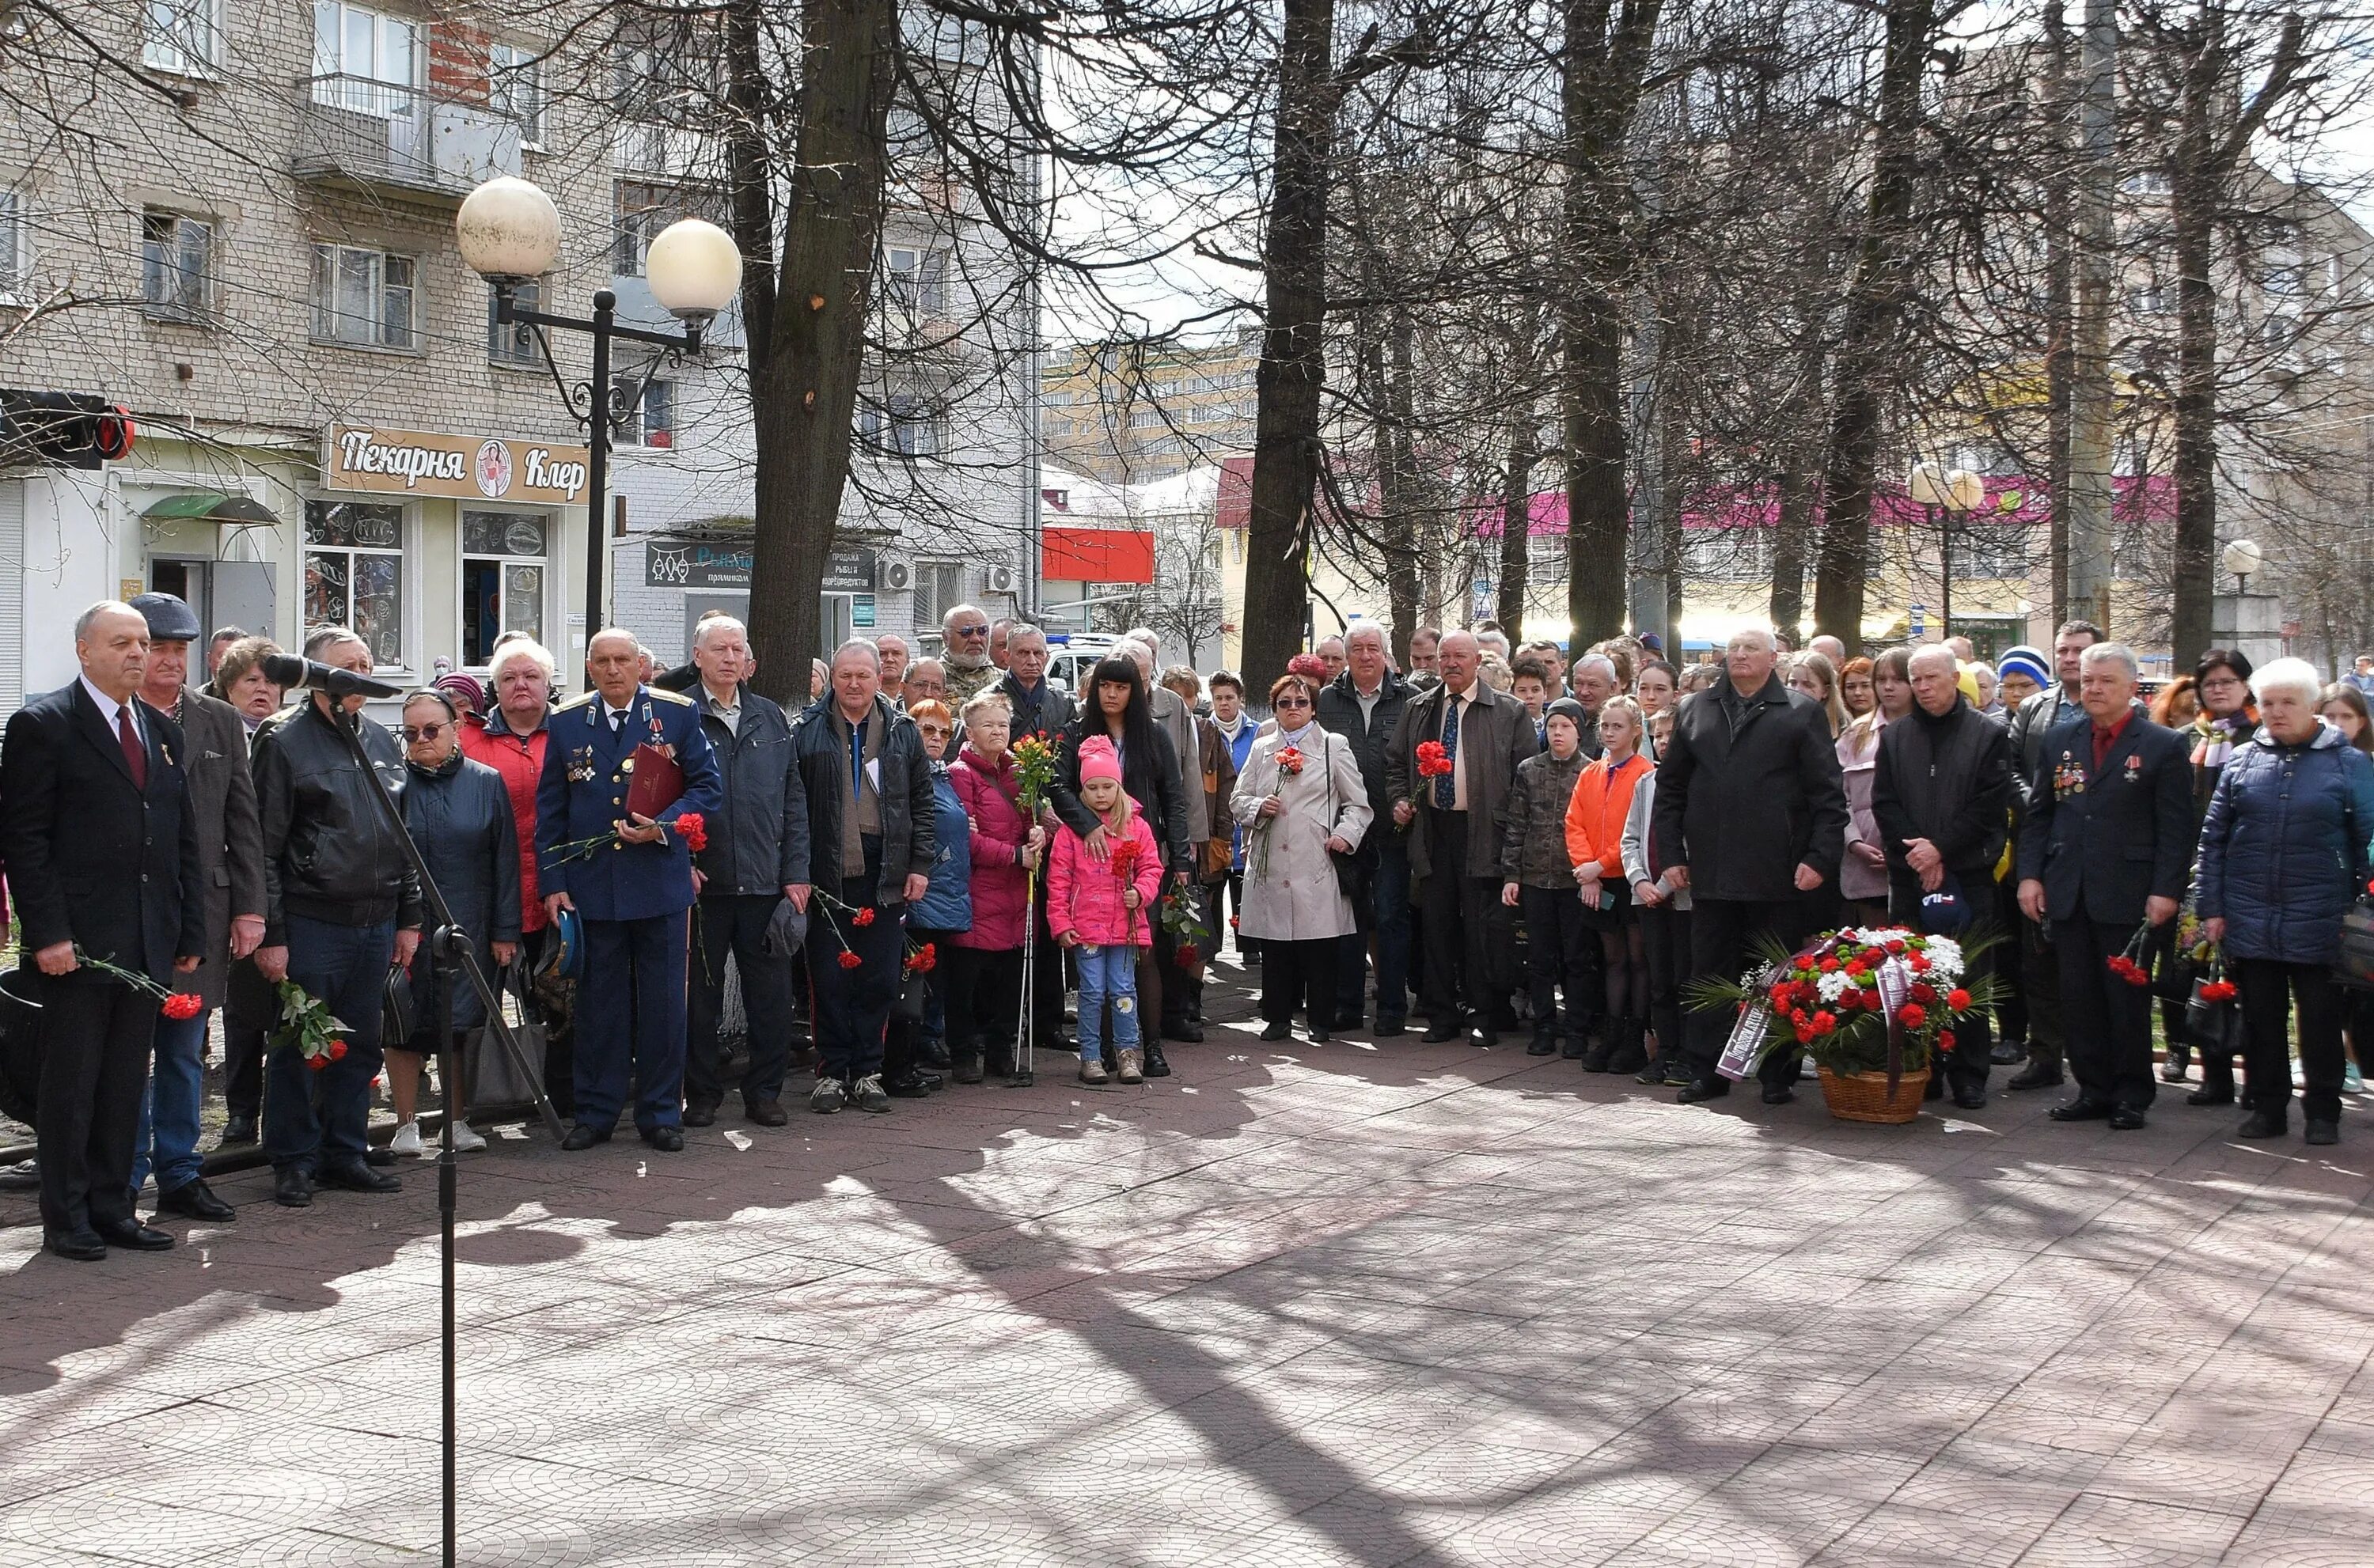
312, 699, 565, 1568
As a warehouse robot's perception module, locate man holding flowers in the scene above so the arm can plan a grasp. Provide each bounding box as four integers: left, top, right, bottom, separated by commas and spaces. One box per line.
1, 602, 208, 1259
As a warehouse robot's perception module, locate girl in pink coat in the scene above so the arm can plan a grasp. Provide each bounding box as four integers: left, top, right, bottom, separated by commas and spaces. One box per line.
1047, 737, 1165, 1084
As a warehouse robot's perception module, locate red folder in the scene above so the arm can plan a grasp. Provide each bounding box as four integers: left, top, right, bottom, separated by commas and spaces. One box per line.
625, 743, 685, 820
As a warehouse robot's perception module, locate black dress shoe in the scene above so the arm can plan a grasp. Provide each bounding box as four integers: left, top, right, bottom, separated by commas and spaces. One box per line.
1526, 1035, 1557, 1057
683, 1100, 719, 1128
157, 1180, 235, 1222
1420, 1021, 1463, 1043
2237, 1108, 2289, 1139
2187, 1086, 2236, 1107
920, 1040, 954, 1070
1990, 1040, 2027, 1066
744, 1097, 789, 1127
1258, 1021, 1291, 1040
98, 1218, 174, 1251
1953, 1086, 1988, 1111
45, 1229, 105, 1262
2008, 1061, 2065, 1091
317, 1161, 401, 1193
883, 1072, 932, 1099
2160, 1046, 2193, 1083
2307, 1118, 2340, 1147
273, 1168, 314, 1208
1373, 1017, 1407, 1037
954, 1054, 985, 1085
1473, 1028, 1500, 1049
217, 1114, 259, 1146
2107, 1105, 2148, 1131
1307, 1027, 1332, 1043
1142, 1043, 1172, 1078
643, 1126, 685, 1152
363, 1148, 397, 1168
560, 1123, 612, 1151
1676, 1078, 1731, 1104
1761, 1084, 1795, 1105
2049, 1097, 2112, 1122
915, 1070, 946, 1093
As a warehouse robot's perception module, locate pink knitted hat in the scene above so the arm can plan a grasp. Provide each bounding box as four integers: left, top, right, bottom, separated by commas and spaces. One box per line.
1078, 735, 1122, 786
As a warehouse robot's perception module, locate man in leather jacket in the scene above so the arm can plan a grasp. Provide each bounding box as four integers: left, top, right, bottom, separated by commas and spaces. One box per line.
250, 627, 422, 1208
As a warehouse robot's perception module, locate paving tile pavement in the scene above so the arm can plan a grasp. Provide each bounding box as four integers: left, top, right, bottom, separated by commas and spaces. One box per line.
4, 952, 2374, 1566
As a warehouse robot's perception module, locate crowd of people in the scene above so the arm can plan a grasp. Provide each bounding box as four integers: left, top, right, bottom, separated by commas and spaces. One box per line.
7, 590, 2372, 1264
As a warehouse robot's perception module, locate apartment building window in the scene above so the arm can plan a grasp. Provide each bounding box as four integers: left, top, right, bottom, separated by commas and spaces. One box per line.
2119, 169, 2172, 196
617, 378, 673, 447
2262, 262, 2304, 298
615, 180, 722, 275
885, 247, 947, 315
460, 511, 547, 666
1947, 525, 2031, 580
2129, 282, 2167, 315
912, 560, 963, 629
305, 500, 405, 668
488, 277, 543, 365
144, 0, 222, 75
489, 43, 546, 147
312, 0, 419, 112
142, 210, 212, 321
312, 243, 416, 350
0, 187, 25, 301
1679, 526, 1774, 583
860, 393, 938, 457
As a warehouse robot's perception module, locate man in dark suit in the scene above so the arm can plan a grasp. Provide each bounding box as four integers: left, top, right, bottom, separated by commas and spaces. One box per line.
536, 627, 723, 1151
2016, 642, 2192, 1129
126, 593, 264, 1223
0, 602, 207, 1260
1384, 630, 1538, 1047
1652, 627, 1849, 1106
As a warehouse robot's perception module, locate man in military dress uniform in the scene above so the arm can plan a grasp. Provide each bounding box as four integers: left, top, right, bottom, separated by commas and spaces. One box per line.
536, 628, 723, 1151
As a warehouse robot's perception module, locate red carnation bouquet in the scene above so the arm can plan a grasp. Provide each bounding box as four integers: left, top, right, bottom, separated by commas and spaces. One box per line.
1687, 925, 1997, 1086
269, 979, 349, 1072
72, 947, 203, 1023
2107, 926, 2155, 987
1415, 740, 1452, 778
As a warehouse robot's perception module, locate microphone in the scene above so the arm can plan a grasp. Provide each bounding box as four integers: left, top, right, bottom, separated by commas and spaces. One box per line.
260, 653, 404, 700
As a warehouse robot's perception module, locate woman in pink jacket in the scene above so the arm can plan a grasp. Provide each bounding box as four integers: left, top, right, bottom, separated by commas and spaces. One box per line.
1047, 737, 1166, 1084
947, 691, 1045, 1083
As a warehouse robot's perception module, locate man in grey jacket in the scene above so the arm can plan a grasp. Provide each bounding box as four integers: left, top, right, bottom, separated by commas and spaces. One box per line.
680, 617, 809, 1129
1386, 631, 1538, 1046
124, 594, 264, 1224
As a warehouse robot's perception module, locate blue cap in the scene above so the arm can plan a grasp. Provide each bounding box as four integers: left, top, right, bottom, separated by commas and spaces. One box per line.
127, 591, 202, 644
1997, 646, 2050, 690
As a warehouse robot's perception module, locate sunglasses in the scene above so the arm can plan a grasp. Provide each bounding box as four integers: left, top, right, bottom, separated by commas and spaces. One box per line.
919, 725, 951, 737
954, 623, 989, 637
402, 723, 449, 741
1274, 696, 1312, 709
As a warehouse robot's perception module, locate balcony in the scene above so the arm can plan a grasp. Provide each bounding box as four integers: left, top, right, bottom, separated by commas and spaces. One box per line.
294, 76, 522, 204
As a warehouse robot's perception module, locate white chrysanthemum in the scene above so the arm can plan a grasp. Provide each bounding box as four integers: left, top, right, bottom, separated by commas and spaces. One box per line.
1817, 971, 1856, 1003
1922, 937, 1964, 979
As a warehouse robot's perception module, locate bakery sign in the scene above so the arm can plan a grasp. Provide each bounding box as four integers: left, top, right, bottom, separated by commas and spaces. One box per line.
325, 424, 593, 503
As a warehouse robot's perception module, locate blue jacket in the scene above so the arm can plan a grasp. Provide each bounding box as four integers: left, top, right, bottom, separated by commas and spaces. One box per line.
2195, 723, 2374, 964
908, 761, 973, 933
534, 684, 724, 922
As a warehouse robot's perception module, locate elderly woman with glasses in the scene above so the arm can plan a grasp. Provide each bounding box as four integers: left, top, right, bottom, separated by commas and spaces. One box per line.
387, 687, 520, 1157
2195, 657, 2374, 1147
881, 699, 972, 1096
1231, 674, 1372, 1042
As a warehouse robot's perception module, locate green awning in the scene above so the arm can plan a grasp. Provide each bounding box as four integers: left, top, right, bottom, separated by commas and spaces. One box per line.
141, 491, 279, 525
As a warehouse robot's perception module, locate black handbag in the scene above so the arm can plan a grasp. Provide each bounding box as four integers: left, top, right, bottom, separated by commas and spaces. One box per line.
1322, 738, 1376, 903
465, 961, 546, 1112
381, 961, 417, 1051
892, 964, 929, 1024
2149, 918, 2196, 1002
2336, 899, 2374, 992
2179, 953, 2247, 1055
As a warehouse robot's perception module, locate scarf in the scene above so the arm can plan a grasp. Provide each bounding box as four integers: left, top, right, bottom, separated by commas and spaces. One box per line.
1214, 709, 1251, 745
2190, 704, 2258, 771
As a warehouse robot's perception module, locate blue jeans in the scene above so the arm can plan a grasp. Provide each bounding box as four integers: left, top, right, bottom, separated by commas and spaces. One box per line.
265, 915, 394, 1174
1075, 945, 1140, 1061
1371, 841, 1412, 1022
131, 1006, 209, 1195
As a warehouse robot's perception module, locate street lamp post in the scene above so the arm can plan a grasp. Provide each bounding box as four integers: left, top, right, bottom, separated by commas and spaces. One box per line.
1909, 462, 1985, 642
455, 176, 741, 639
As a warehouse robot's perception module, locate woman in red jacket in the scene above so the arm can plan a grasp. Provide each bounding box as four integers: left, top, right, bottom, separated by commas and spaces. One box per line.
946, 691, 1044, 1083
457, 638, 567, 1108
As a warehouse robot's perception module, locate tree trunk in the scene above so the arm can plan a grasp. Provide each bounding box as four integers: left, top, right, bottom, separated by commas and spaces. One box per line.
738, 0, 899, 709
1385, 303, 1424, 663
2042, 0, 2074, 626
1497, 414, 1538, 634
1561, 0, 1667, 648
1240, 0, 1341, 690
2169, 114, 2218, 666
1811, 0, 1932, 646
1770, 462, 1812, 634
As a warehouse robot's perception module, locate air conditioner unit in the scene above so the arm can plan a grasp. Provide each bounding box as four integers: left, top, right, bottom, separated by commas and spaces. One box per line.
881, 559, 912, 593
986, 563, 1017, 594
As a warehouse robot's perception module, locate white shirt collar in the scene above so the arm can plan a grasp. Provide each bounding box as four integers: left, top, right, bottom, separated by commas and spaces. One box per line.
81, 676, 138, 734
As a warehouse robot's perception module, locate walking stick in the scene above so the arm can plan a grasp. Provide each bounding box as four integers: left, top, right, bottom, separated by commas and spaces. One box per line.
1009, 862, 1037, 1087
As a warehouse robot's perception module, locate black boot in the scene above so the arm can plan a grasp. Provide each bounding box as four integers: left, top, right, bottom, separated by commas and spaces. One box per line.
1526, 1027, 1557, 1058
954, 1051, 984, 1085
1143, 1040, 1172, 1078
1582, 1032, 1616, 1073
2160, 1043, 2193, 1083
1606, 1019, 1648, 1078
1560, 1020, 1593, 1062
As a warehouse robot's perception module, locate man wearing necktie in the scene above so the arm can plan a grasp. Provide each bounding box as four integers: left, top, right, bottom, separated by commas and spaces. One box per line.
536, 628, 722, 1153
1386, 631, 1538, 1046
0, 602, 207, 1260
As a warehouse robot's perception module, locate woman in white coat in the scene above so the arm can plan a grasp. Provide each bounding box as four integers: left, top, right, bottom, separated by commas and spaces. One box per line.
1233, 673, 1374, 1042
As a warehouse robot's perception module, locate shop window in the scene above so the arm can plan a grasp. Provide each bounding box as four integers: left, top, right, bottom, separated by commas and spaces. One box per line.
142, 210, 213, 321
312, 243, 415, 350
304, 499, 404, 668
460, 510, 547, 666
